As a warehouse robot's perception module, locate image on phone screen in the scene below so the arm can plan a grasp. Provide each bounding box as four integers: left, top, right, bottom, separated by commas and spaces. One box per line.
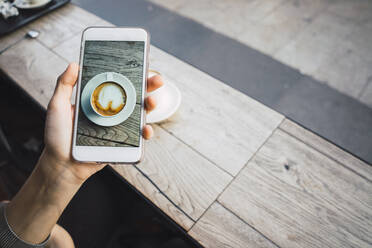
76, 40, 145, 147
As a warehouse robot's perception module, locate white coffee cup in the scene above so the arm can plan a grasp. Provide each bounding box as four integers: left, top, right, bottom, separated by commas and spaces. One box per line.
90, 72, 127, 118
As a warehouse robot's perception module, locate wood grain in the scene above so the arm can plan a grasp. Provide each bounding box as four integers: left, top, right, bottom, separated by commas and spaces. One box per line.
280, 119, 372, 181
76, 40, 144, 147
0, 26, 28, 51
77, 104, 141, 146
115, 125, 232, 221
0, 4, 100, 51
77, 134, 126, 146
82, 40, 144, 103
149, 46, 284, 175
0, 39, 67, 109
189, 202, 278, 248
27, 4, 103, 48
52, 33, 81, 63
219, 129, 372, 248
111, 164, 195, 230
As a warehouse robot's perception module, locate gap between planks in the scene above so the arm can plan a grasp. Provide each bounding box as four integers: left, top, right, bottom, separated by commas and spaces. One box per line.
188, 118, 285, 230
158, 125, 235, 177
217, 202, 282, 248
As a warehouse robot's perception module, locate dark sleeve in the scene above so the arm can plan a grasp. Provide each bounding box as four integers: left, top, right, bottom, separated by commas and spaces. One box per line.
0, 202, 50, 248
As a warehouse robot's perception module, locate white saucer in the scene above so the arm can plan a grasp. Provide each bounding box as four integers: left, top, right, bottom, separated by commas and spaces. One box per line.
146, 79, 181, 123
14, 0, 52, 9
81, 72, 136, 127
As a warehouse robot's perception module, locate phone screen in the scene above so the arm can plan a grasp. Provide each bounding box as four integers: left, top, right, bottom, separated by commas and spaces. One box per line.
76, 40, 145, 147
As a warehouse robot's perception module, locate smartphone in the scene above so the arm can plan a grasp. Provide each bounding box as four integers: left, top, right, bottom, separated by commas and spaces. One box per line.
72, 27, 149, 163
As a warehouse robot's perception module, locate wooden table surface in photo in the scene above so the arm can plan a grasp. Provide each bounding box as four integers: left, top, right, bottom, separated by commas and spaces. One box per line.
0, 4, 371, 248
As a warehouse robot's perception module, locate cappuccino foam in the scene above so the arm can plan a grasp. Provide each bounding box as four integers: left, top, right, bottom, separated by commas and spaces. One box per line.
92, 82, 126, 116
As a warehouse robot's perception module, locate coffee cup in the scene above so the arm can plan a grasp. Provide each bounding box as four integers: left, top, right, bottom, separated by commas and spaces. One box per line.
25, 0, 45, 5
90, 73, 127, 117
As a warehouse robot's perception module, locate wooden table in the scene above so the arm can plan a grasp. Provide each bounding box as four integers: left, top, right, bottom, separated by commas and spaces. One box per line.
1, 4, 371, 248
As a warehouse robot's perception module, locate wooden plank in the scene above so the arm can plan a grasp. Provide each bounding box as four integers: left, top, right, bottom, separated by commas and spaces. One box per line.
0, 4, 102, 51
149, 46, 284, 176
189, 202, 278, 248
111, 164, 194, 230
116, 125, 232, 221
53, 33, 81, 62
280, 119, 372, 181
76, 40, 144, 147
26, 4, 103, 49
0, 26, 28, 51
219, 129, 372, 248
0, 39, 67, 109
53, 19, 114, 63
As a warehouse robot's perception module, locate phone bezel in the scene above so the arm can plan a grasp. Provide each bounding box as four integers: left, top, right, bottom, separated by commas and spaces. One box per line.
72, 27, 149, 163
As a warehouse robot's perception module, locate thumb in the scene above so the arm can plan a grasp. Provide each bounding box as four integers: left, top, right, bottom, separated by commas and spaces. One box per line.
53, 63, 79, 101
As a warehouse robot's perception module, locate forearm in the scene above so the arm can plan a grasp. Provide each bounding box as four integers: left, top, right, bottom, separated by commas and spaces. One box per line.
6, 150, 83, 244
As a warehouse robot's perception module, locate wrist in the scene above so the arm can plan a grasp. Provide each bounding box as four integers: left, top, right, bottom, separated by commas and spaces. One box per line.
6, 151, 83, 244
38, 148, 86, 187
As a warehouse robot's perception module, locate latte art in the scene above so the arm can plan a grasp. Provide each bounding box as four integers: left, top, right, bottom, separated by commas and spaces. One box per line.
92, 82, 126, 116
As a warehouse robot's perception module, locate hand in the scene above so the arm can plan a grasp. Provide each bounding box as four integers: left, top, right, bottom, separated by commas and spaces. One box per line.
6, 63, 163, 245
43, 63, 163, 184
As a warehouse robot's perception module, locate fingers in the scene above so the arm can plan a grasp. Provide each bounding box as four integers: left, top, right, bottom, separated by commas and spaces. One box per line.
142, 125, 153, 140
53, 63, 79, 101
143, 75, 160, 140
147, 75, 163, 93
60, 63, 79, 86
145, 96, 156, 113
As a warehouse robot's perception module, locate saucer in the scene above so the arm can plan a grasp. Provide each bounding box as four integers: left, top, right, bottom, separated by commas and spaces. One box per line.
81, 72, 136, 127
14, 0, 52, 9
146, 77, 181, 124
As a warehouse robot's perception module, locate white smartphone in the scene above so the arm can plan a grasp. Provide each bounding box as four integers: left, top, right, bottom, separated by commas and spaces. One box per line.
72, 27, 149, 163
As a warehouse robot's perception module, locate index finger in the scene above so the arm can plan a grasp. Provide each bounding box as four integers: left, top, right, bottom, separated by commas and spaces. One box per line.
147, 75, 163, 93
